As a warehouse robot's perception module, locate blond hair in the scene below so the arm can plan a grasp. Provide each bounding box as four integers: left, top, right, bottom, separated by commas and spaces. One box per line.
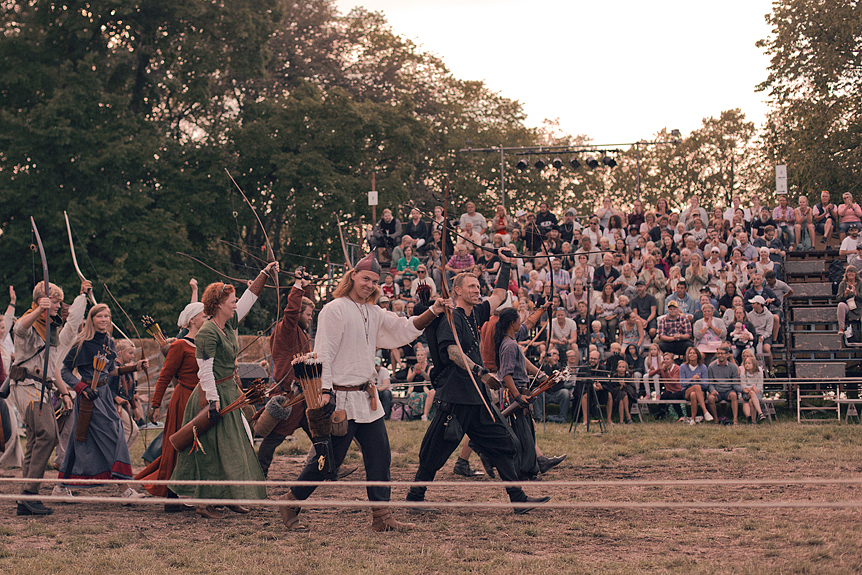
332, 269, 381, 304
33, 281, 63, 301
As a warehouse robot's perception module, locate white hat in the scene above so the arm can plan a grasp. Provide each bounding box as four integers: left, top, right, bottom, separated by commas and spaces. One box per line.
515, 209, 527, 217
177, 302, 205, 328
750, 295, 766, 305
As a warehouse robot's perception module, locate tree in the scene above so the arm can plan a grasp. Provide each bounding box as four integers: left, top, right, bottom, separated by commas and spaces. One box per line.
756, 0, 862, 198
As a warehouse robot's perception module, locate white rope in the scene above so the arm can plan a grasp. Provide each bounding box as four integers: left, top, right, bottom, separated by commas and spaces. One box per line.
4, 477, 862, 488
4, 493, 862, 510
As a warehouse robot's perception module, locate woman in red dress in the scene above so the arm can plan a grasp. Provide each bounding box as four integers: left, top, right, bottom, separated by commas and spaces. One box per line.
135, 302, 205, 511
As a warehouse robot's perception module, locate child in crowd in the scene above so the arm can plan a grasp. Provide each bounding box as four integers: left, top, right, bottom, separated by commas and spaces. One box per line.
590, 320, 606, 358
381, 274, 399, 299
731, 322, 754, 361
740, 355, 767, 423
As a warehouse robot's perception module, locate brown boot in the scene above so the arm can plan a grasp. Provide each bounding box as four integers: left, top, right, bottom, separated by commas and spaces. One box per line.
371, 507, 415, 532
278, 491, 308, 531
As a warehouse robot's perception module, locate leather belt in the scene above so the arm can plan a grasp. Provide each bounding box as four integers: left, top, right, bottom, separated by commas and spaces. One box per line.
332, 381, 378, 411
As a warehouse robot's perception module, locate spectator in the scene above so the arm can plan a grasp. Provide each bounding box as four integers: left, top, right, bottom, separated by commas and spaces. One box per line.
836, 265, 862, 340
631, 280, 658, 340
550, 307, 578, 356
813, 190, 836, 249
380, 274, 399, 300
666, 281, 696, 320
750, 207, 775, 240
736, 232, 758, 261
724, 195, 751, 223
595, 196, 622, 229
523, 214, 544, 254
411, 264, 437, 298
546, 258, 572, 295
747, 295, 775, 373
794, 195, 816, 251
681, 196, 708, 229
444, 244, 474, 286
456, 221, 481, 254
753, 225, 786, 260
679, 347, 712, 423
693, 303, 726, 357
661, 234, 680, 265
749, 196, 764, 223
763, 270, 793, 305
657, 300, 693, 356
706, 345, 743, 424
405, 344, 434, 421
593, 252, 620, 292
739, 355, 767, 423
702, 228, 728, 259
743, 273, 780, 341
395, 246, 420, 283
685, 255, 708, 300
564, 278, 589, 315
839, 223, 861, 257
638, 255, 667, 315
613, 263, 638, 300
604, 215, 626, 242
593, 282, 620, 342
837, 192, 862, 240
404, 208, 429, 251
534, 348, 575, 423
589, 320, 606, 358
371, 208, 403, 260
772, 195, 796, 249
390, 235, 413, 268
459, 201, 487, 235
535, 202, 558, 236
606, 359, 635, 424
575, 236, 603, 268
583, 215, 602, 247
718, 281, 738, 315
489, 205, 513, 244
688, 215, 708, 243
683, 235, 705, 262
573, 300, 593, 354
430, 206, 455, 254
618, 309, 645, 352
729, 318, 756, 364
652, 351, 684, 421
755, 247, 777, 277
559, 208, 582, 244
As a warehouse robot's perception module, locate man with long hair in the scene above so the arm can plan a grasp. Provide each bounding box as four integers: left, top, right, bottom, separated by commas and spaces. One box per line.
279, 253, 448, 532
406, 253, 550, 514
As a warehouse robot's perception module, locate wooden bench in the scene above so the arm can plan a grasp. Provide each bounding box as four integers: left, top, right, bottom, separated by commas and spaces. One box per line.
631, 397, 778, 423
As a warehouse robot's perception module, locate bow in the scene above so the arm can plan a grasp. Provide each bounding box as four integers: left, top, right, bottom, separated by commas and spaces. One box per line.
226, 169, 280, 324
177, 252, 281, 288
29, 217, 50, 413
335, 213, 353, 270
439, 177, 494, 418
63, 211, 132, 341
533, 220, 555, 372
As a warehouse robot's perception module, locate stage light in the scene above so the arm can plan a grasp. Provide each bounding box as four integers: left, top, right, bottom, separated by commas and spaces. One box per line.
516, 158, 528, 170
569, 157, 581, 170
534, 158, 546, 170
602, 155, 617, 168
552, 158, 563, 169
585, 156, 599, 169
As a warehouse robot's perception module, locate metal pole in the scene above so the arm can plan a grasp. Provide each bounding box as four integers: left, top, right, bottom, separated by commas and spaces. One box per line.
636, 142, 642, 202
500, 145, 506, 210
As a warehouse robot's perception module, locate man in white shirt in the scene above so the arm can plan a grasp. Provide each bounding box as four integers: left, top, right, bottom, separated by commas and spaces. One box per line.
839, 224, 861, 258
459, 202, 487, 236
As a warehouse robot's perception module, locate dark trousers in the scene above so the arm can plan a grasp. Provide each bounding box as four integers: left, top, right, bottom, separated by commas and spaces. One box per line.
291, 417, 391, 502
379, 389, 393, 419
407, 402, 527, 502
257, 418, 310, 478
658, 338, 691, 357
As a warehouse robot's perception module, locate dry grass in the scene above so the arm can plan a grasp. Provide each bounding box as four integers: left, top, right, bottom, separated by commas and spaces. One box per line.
2, 420, 862, 574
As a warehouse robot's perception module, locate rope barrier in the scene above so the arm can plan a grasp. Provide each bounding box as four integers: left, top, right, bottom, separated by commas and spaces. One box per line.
4, 477, 862, 488
3, 494, 862, 511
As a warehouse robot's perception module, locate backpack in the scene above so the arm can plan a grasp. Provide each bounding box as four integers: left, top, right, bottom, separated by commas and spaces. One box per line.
391, 402, 413, 421
829, 258, 845, 295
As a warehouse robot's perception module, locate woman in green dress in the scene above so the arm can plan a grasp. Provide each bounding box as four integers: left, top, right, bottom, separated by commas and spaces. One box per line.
171, 261, 278, 519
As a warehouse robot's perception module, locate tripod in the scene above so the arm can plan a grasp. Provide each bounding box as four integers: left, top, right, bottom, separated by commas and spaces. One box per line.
569, 377, 607, 434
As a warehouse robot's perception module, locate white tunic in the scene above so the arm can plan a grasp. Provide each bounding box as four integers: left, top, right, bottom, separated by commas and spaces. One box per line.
316, 297, 422, 423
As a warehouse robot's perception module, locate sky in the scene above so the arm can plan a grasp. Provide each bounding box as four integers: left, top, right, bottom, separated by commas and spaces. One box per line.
334, 0, 776, 145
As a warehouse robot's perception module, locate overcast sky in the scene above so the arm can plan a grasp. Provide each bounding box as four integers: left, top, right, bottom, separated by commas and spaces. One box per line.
334, 0, 776, 145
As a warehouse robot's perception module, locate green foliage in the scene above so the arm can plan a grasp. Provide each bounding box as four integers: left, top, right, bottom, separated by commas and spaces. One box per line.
756, 0, 862, 198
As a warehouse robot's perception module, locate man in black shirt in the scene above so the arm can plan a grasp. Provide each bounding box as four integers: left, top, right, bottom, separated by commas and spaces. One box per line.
406, 256, 549, 514
535, 202, 558, 237
631, 280, 658, 339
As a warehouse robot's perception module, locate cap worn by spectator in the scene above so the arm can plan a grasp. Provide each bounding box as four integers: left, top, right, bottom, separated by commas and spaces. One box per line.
565, 208, 578, 217
635, 280, 646, 286
667, 300, 679, 308
515, 209, 527, 217
750, 295, 766, 305
378, 296, 390, 304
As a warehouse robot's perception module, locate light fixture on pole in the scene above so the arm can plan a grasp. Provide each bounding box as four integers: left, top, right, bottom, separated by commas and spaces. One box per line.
585, 156, 599, 169
534, 158, 546, 170
602, 154, 617, 168
552, 158, 563, 169
516, 158, 529, 171
569, 157, 580, 170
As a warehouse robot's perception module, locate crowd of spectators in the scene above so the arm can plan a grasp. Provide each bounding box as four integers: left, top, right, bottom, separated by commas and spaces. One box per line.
367, 190, 860, 424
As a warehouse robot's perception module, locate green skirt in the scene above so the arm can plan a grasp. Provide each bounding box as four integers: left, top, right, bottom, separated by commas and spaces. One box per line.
169, 380, 267, 500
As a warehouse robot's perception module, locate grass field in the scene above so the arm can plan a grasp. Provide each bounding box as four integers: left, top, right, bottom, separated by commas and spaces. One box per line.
2, 417, 862, 575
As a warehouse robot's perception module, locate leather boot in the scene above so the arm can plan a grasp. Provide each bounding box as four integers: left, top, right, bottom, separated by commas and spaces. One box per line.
195, 505, 225, 519
371, 507, 415, 532
278, 491, 308, 531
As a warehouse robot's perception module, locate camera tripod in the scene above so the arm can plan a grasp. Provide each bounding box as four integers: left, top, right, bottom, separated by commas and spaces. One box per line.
569, 375, 607, 434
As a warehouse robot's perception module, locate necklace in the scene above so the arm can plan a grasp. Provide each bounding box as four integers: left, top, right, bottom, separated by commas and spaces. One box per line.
351, 298, 370, 344
458, 307, 480, 353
